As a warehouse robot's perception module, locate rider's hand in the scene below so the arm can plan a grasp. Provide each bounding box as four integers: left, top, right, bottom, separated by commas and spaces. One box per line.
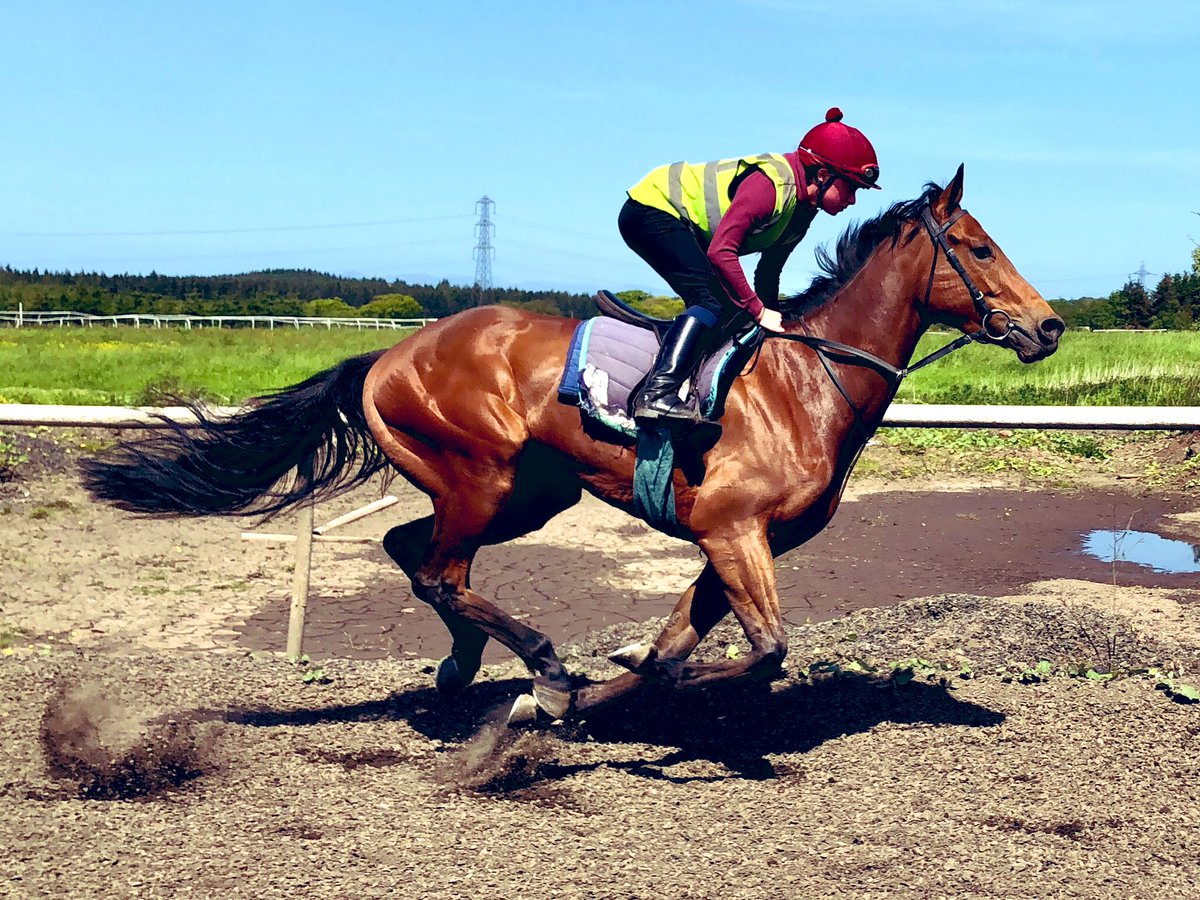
756, 307, 785, 333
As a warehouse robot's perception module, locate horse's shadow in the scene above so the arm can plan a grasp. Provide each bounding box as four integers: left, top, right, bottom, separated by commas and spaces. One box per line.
222, 673, 1004, 784
570, 677, 1003, 780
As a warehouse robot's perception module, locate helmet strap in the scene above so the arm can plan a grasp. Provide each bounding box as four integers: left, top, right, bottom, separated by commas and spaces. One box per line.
815, 170, 837, 210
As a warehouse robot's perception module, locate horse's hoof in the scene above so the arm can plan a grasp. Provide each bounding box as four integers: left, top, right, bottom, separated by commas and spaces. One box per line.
532, 683, 571, 720
435, 656, 467, 697
609, 641, 654, 674
506, 693, 540, 728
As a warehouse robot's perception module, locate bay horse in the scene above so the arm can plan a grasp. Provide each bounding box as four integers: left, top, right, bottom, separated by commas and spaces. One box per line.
82, 166, 1063, 725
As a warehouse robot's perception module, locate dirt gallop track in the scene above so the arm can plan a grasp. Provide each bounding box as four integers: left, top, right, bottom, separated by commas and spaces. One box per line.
2, 436, 1199, 898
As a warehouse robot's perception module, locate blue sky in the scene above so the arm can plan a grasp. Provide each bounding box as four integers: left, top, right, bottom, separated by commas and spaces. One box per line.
2, 0, 1197, 300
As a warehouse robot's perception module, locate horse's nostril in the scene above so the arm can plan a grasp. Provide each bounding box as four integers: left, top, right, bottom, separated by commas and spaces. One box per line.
1039, 316, 1066, 343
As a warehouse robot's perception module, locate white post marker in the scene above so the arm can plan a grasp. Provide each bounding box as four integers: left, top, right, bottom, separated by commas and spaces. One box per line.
240, 533, 377, 544
313, 495, 398, 534
234, 491, 397, 657
286, 497, 315, 661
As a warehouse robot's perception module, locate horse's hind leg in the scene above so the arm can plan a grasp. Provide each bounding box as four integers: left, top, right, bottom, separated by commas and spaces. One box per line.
368, 383, 580, 716
413, 547, 574, 719
412, 479, 582, 719
382, 516, 488, 697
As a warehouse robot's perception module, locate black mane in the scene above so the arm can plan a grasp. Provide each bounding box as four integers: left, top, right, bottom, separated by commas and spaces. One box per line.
778, 182, 943, 321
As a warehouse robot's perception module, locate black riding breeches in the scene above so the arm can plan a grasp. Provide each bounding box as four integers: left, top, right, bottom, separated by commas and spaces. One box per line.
617, 198, 732, 327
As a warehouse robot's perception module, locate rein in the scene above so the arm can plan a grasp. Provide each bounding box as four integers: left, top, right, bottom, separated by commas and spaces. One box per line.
763, 199, 1017, 432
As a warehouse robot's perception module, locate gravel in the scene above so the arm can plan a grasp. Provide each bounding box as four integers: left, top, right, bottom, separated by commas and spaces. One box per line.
3, 594, 1199, 899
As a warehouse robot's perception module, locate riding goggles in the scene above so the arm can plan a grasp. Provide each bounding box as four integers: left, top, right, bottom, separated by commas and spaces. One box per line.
843, 164, 880, 190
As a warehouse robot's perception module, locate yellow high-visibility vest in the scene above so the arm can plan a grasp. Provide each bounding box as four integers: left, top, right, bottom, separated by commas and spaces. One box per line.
627, 152, 798, 252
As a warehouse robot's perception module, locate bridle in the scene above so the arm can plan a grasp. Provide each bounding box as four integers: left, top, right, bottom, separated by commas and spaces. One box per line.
763, 198, 1031, 434
917, 202, 1018, 344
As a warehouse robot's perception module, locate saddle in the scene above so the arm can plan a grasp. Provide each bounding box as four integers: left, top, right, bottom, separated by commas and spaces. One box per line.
592, 289, 675, 341
558, 291, 762, 438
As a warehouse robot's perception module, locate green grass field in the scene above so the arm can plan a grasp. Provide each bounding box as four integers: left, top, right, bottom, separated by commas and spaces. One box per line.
0, 326, 412, 405
896, 330, 1200, 406
0, 324, 1197, 406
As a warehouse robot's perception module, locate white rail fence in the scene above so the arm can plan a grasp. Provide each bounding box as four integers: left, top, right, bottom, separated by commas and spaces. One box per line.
0, 309, 436, 330
3, 403, 1198, 657
2, 403, 1198, 430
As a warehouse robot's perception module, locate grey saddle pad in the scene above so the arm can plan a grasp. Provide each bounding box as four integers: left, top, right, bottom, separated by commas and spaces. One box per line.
558, 316, 759, 436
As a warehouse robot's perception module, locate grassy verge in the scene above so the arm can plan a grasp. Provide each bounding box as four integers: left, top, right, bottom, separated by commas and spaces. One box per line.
0, 326, 412, 405
858, 427, 1199, 491
896, 330, 1200, 406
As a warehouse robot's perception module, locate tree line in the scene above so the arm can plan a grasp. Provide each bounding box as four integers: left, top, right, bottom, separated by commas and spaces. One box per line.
1050, 247, 1200, 330
0, 268, 602, 321
3, 248, 1199, 329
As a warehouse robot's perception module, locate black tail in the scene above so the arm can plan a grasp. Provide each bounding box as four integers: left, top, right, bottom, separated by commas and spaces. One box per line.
80, 350, 390, 517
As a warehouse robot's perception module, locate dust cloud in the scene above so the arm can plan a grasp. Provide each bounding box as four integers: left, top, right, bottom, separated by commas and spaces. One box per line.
431, 704, 566, 797
39, 680, 215, 799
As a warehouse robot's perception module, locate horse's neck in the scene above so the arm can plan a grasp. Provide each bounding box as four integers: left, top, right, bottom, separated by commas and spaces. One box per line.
782, 248, 927, 425
798, 253, 925, 371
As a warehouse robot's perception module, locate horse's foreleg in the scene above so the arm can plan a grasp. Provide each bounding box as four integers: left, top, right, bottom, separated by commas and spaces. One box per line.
383, 516, 488, 696
574, 564, 731, 714
620, 526, 787, 690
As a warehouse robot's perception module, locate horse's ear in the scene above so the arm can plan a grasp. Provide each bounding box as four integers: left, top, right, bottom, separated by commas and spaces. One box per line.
937, 163, 966, 214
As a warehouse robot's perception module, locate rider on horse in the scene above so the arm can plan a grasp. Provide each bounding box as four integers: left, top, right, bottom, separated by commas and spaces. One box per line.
620, 107, 881, 429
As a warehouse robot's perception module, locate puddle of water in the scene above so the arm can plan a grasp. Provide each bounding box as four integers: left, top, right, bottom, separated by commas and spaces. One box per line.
1081, 529, 1200, 575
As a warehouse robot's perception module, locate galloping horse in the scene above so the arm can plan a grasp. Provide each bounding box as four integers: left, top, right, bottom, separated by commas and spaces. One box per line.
83, 167, 1063, 725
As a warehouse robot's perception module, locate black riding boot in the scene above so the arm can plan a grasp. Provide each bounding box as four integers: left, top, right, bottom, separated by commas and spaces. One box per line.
633, 314, 710, 427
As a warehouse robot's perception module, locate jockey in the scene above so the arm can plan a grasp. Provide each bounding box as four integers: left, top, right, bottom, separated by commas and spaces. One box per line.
620, 107, 880, 429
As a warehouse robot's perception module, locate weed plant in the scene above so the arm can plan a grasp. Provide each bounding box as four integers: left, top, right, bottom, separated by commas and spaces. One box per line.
0, 433, 29, 480
869, 426, 1116, 481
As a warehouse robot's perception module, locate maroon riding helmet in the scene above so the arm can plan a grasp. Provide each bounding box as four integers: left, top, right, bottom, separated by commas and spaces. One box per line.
799, 108, 881, 190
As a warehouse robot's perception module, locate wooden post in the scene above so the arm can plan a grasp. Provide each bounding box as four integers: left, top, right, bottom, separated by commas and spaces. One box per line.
313, 495, 398, 534
286, 474, 316, 660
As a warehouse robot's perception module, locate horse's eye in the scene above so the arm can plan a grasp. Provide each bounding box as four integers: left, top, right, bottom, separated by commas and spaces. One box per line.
972, 245, 993, 260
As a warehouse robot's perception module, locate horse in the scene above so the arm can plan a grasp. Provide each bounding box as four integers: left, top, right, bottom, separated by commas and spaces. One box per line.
82, 166, 1064, 726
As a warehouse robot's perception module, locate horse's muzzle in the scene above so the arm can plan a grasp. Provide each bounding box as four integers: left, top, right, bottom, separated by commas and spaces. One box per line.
1010, 314, 1064, 362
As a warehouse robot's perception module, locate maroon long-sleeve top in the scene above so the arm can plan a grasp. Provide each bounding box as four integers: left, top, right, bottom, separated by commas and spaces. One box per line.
707, 150, 818, 319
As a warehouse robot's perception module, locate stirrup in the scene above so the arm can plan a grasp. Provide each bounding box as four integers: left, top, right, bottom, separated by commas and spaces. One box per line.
635, 391, 715, 436
633, 387, 695, 426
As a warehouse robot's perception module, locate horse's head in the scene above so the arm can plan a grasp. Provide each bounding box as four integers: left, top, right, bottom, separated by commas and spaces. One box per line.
920, 164, 1063, 362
